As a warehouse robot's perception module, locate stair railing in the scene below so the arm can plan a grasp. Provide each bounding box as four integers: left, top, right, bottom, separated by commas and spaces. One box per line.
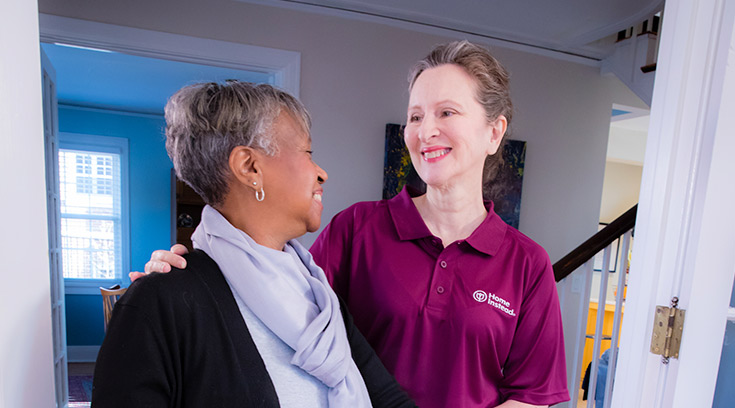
555, 205, 637, 408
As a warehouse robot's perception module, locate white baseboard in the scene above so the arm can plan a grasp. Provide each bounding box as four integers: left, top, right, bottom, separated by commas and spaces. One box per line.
68, 345, 100, 363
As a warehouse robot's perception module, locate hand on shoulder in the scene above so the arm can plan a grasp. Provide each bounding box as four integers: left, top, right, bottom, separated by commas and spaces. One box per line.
129, 244, 190, 282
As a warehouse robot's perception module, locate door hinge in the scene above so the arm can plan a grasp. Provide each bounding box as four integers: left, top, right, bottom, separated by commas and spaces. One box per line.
650, 297, 685, 364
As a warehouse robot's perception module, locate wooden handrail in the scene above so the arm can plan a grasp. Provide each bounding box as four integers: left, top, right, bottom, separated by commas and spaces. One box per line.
553, 204, 638, 282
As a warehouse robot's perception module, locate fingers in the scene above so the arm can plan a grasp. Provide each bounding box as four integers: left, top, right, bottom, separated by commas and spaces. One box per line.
129, 271, 146, 282
148, 249, 187, 271
170, 244, 190, 256
135, 247, 189, 282
144, 259, 173, 274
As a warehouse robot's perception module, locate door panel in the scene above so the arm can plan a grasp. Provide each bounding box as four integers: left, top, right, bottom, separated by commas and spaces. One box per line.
41, 47, 68, 408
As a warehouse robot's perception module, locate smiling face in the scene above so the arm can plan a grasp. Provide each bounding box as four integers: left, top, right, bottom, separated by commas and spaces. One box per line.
405, 64, 505, 190
260, 111, 328, 236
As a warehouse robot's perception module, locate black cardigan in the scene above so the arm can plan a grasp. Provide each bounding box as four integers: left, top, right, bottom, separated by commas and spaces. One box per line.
92, 250, 415, 407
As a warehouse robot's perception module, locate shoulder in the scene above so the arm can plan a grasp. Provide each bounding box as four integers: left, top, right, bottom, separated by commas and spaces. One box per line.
496, 227, 560, 305
329, 199, 387, 226
317, 199, 389, 242
492, 225, 553, 285
502, 226, 550, 260
120, 250, 223, 310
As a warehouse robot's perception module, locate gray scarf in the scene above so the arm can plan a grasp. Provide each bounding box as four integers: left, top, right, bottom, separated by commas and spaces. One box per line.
192, 205, 371, 407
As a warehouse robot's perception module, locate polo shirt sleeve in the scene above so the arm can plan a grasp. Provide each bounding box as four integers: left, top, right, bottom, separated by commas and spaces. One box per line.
310, 207, 357, 299
499, 252, 570, 405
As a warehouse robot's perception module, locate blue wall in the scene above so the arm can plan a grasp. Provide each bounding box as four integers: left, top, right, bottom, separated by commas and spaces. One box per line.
60, 105, 171, 346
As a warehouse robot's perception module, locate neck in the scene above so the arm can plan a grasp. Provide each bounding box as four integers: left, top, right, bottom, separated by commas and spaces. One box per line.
216, 194, 292, 251
412, 179, 487, 247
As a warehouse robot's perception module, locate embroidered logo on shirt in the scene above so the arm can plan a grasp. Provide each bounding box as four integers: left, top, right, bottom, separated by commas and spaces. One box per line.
473, 290, 516, 316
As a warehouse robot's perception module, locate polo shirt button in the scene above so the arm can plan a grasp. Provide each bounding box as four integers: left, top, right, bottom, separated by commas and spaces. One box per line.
437, 286, 445, 294
440, 260, 447, 268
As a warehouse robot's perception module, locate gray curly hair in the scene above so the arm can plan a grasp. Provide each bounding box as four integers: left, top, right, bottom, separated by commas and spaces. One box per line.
408, 40, 513, 186
165, 81, 310, 206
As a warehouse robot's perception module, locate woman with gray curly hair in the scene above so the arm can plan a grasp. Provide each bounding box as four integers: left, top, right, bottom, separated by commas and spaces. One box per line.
92, 81, 414, 408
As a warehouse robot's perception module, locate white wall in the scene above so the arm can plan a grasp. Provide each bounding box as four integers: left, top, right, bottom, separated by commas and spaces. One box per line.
607, 126, 648, 164
0, 1, 56, 406
599, 161, 643, 223
40, 0, 623, 262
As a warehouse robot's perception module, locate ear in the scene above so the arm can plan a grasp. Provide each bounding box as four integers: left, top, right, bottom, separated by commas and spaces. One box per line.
228, 146, 262, 191
486, 115, 508, 156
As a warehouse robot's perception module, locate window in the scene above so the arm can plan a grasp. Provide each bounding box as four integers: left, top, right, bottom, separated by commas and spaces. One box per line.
76, 176, 93, 194
59, 133, 129, 293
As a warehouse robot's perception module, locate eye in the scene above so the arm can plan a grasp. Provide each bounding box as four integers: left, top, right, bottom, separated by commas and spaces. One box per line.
441, 110, 455, 117
408, 114, 422, 123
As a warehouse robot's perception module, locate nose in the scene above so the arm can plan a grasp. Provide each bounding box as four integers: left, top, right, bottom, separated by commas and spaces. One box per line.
316, 164, 328, 184
417, 115, 439, 143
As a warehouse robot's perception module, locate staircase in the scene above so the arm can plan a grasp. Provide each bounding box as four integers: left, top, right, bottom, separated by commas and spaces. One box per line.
555, 205, 637, 408
601, 15, 661, 106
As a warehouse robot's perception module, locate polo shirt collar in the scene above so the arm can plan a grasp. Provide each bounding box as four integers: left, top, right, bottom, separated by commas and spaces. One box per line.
387, 186, 507, 256
387, 186, 433, 241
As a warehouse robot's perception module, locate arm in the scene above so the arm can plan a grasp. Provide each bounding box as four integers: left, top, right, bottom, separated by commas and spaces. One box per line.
496, 401, 548, 408
92, 281, 174, 406
498, 253, 570, 406
339, 296, 416, 408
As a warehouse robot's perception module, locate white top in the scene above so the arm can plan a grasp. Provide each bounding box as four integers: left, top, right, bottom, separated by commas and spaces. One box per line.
225, 242, 328, 408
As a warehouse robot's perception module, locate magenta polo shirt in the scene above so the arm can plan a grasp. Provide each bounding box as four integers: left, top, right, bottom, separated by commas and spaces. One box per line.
310, 188, 569, 408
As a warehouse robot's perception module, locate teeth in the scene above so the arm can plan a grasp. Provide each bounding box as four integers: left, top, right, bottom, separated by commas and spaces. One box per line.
313, 193, 322, 202
423, 149, 449, 160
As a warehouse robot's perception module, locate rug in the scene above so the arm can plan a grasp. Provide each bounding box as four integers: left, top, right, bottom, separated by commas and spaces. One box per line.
68, 374, 93, 406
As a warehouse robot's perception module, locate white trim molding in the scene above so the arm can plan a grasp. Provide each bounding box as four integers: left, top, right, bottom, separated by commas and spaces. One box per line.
611, 0, 735, 407
38, 14, 301, 98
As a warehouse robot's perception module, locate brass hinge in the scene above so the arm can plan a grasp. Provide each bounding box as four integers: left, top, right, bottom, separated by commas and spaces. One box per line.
650, 297, 686, 364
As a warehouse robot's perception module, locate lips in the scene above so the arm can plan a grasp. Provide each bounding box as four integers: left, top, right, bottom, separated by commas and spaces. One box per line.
421, 147, 451, 161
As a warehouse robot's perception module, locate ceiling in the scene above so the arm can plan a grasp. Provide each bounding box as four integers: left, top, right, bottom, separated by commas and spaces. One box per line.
239, 0, 664, 60
42, 0, 658, 134
41, 43, 272, 115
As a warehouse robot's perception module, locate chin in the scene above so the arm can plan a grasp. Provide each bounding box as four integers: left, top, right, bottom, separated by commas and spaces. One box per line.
306, 219, 322, 233
418, 173, 452, 188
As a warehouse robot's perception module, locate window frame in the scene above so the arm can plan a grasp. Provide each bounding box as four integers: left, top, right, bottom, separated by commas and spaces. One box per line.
59, 132, 129, 294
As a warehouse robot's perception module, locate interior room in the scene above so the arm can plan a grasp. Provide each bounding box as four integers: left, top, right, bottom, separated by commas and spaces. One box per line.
2, 0, 734, 407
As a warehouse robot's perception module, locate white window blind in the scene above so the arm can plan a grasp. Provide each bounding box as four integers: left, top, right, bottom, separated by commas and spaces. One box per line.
59, 133, 128, 293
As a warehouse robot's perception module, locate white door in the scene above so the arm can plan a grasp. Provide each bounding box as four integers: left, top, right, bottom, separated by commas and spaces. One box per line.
41, 48, 69, 408
610, 0, 735, 407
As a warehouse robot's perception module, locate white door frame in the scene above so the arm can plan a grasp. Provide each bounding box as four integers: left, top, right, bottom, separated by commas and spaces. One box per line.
38, 14, 301, 98
612, 0, 735, 406
41, 47, 70, 407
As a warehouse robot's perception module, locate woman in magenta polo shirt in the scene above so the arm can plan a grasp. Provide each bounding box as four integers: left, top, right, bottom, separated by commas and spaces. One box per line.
143, 41, 569, 407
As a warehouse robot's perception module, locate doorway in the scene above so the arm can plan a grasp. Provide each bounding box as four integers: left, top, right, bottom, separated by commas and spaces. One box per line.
39, 14, 301, 406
